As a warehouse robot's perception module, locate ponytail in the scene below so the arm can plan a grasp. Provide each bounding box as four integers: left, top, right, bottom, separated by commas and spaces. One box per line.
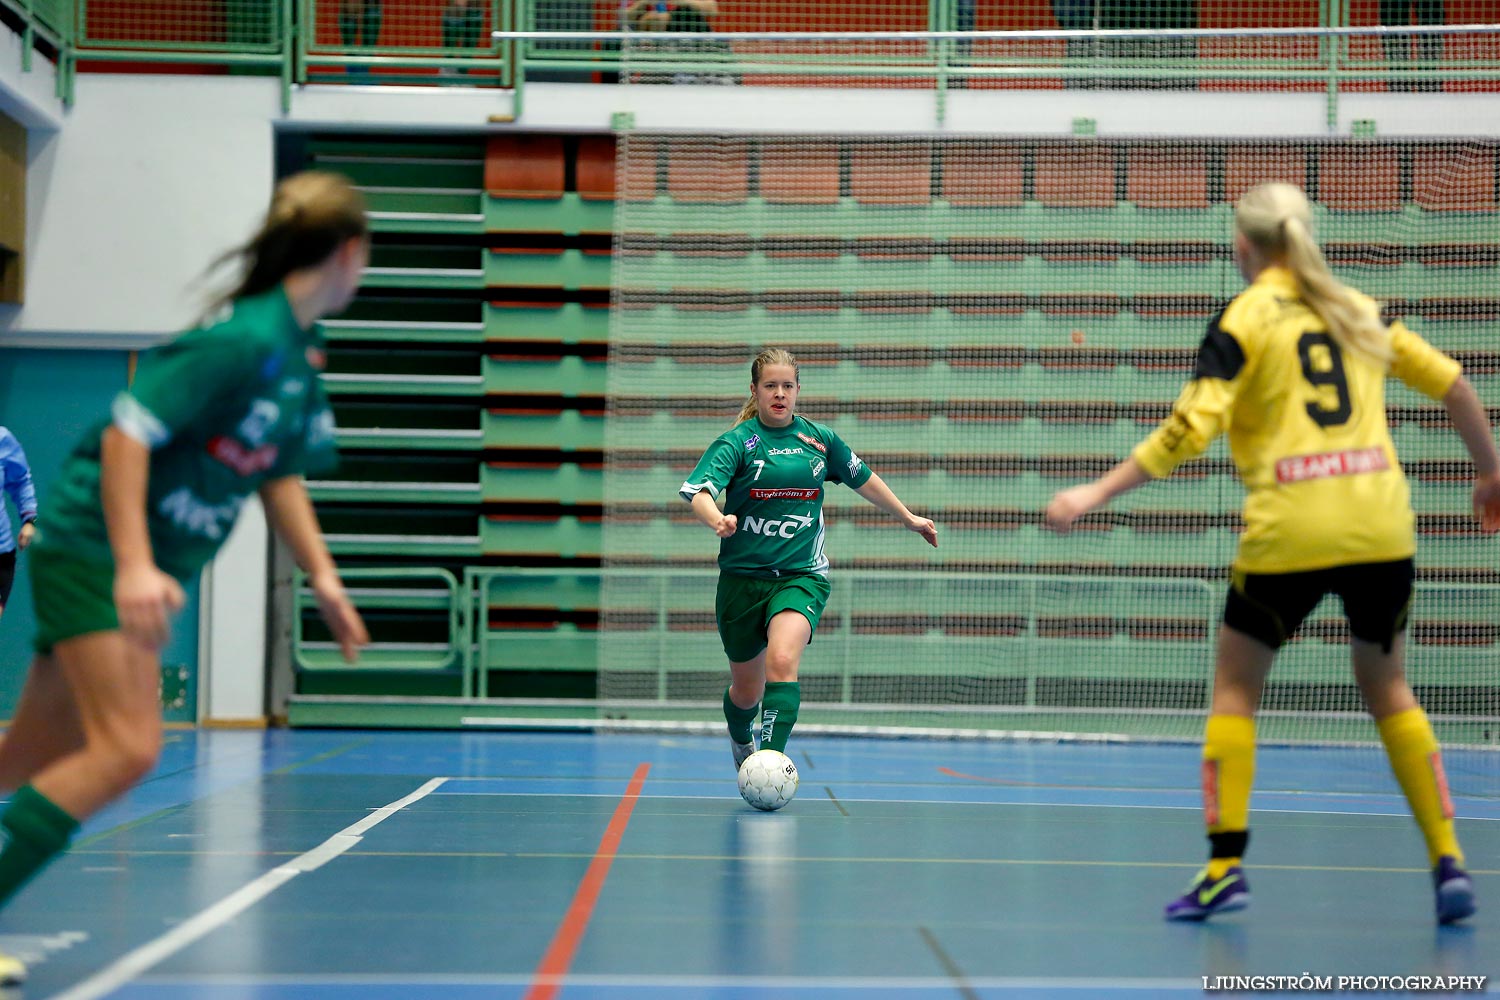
1236, 182, 1392, 367
207, 171, 368, 317
734, 348, 799, 426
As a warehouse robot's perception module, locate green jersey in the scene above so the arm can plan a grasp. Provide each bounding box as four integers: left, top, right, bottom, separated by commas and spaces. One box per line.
680, 415, 873, 578
43, 287, 339, 581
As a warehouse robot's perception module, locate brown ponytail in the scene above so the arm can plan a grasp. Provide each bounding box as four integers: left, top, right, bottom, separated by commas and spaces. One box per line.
208, 171, 368, 315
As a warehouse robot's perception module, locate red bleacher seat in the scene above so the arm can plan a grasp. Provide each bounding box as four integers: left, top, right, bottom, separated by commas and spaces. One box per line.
941, 143, 1025, 207
485, 135, 565, 199
668, 139, 751, 204
577, 135, 618, 201
1319, 145, 1400, 211
851, 141, 932, 206
1035, 144, 1116, 208
1224, 144, 1309, 204
1126, 147, 1210, 209
1413, 144, 1499, 212
759, 140, 841, 205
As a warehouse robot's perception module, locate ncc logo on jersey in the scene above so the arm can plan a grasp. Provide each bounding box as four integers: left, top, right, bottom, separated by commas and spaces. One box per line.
742, 512, 815, 538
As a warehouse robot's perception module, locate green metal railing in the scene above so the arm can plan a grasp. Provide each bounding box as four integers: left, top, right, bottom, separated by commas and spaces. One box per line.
287, 564, 1500, 742
293, 565, 464, 676
3, 1, 1496, 117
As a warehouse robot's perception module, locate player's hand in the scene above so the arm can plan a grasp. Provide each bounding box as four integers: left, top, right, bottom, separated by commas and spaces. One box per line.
907, 516, 938, 548
1043, 483, 1104, 534
16, 522, 36, 551
713, 514, 738, 538
1473, 472, 1500, 534
311, 571, 371, 663
114, 562, 186, 651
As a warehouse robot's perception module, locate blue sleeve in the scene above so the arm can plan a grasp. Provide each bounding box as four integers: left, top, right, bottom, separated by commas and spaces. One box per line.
0, 431, 37, 521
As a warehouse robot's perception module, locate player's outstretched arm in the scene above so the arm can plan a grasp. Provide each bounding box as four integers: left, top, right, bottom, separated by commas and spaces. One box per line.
260, 476, 370, 663
1441, 375, 1500, 533
1044, 457, 1152, 534
853, 474, 937, 548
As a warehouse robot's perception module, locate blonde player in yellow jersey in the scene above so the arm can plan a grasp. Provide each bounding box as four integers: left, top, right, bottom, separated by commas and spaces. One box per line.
1044, 182, 1500, 925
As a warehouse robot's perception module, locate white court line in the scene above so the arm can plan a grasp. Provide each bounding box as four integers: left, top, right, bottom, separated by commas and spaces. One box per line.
132, 972, 1199, 992
48, 778, 449, 1000
429, 788, 1500, 820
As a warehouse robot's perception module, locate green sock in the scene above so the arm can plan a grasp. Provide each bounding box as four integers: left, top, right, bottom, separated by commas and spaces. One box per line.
0, 785, 80, 908
723, 687, 760, 745
760, 681, 801, 754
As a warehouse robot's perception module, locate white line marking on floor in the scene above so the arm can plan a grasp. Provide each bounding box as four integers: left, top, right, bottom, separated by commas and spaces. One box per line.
48, 777, 448, 1000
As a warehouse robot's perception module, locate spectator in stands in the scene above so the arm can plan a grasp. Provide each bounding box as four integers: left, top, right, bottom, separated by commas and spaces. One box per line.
441, 0, 486, 75
531, 0, 618, 84
680, 349, 937, 775
339, 0, 381, 47
0, 426, 38, 626
1381, 0, 1445, 91
623, 0, 733, 84
1044, 181, 1499, 926
1052, 0, 1096, 88
0, 173, 372, 961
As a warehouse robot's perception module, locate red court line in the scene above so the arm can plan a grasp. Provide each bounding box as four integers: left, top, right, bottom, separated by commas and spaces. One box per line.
524, 762, 651, 1000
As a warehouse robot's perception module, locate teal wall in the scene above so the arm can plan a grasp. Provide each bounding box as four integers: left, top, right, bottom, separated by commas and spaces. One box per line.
0, 347, 200, 722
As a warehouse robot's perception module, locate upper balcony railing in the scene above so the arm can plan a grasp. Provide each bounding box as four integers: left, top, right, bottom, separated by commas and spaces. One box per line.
2, 0, 1497, 115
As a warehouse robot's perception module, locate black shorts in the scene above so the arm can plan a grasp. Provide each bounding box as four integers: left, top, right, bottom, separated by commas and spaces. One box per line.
1223, 558, 1415, 654
0, 549, 15, 607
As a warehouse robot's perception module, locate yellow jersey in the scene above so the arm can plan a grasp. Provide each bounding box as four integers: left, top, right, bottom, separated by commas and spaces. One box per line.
1131, 266, 1462, 574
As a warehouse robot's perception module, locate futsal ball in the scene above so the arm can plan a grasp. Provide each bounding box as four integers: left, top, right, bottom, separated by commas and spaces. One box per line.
738, 749, 799, 811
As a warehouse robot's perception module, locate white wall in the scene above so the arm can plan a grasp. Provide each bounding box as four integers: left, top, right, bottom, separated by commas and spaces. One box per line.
0, 68, 1490, 722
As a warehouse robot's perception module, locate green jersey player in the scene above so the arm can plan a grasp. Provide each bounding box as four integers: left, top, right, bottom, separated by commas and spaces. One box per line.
0, 174, 372, 964
681, 348, 938, 773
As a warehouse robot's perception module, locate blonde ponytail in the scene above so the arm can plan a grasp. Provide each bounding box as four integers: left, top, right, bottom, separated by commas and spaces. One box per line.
734, 348, 800, 426
1236, 182, 1392, 366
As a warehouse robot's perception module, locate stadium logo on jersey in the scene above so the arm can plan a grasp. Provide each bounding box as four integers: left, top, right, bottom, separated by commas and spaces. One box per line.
1275, 446, 1390, 484
742, 512, 815, 537
750, 488, 821, 500
744, 434, 760, 453
847, 451, 864, 476
307, 409, 337, 448
158, 487, 247, 541
795, 432, 827, 454
767, 447, 804, 456
237, 399, 281, 448
207, 436, 281, 477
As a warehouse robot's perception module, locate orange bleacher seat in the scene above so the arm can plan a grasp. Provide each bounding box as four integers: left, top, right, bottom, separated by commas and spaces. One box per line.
615, 136, 662, 203
1319, 145, 1400, 211
940, 143, 1025, 207
667, 139, 751, 204
578, 135, 619, 201
1224, 143, 1308, 204
1126, 147, 1210, 209
759, 140, 841, 205
1035, 144, 1116, 208
485, 135, 565, 199
1413, 145, 1499, 212
851, 141, 933, 206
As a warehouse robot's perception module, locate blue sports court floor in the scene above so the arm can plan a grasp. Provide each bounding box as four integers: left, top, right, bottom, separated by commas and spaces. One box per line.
1, 729, 1495, 999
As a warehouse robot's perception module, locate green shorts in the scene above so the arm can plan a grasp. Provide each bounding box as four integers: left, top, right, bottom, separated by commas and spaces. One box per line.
28, 544, 119, 654
715, 572, 831, 663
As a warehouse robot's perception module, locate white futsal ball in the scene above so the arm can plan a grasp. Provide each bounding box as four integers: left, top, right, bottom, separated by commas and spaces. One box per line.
737, 749, 799, 811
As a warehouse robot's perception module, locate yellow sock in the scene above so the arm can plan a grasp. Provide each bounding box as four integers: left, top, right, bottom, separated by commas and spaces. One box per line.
1203, 714, 1255, 835
1378, 707, 1462, 867
1205, 857, 1240, 880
